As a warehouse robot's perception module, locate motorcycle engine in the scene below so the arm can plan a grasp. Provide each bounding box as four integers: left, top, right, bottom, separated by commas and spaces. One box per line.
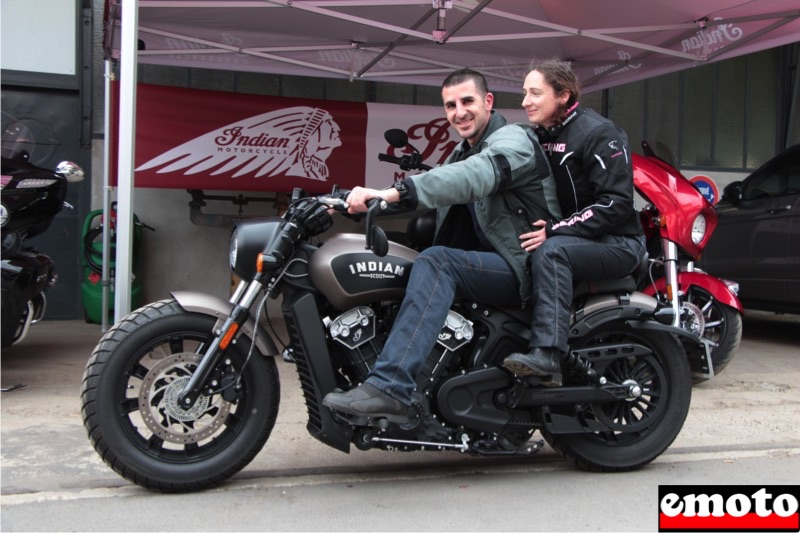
327, 306, 383, 382
326, 306, 475, 390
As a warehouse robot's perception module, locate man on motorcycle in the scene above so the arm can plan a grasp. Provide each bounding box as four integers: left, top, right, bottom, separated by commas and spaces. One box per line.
503, 58, 646, 385
323, 68, 561, 423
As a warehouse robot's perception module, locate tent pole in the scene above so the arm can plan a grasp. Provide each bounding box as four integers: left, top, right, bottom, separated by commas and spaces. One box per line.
114, 0, 139, 323
101, 59, 115, 332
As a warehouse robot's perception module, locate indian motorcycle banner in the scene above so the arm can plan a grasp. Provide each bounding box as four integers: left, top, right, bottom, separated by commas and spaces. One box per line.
110, 82, 527, 193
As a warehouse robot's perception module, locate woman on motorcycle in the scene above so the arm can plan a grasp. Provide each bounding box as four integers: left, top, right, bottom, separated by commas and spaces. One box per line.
503, 58, 646, 385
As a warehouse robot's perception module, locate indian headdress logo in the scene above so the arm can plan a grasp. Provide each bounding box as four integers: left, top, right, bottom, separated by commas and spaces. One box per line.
137, 106, 342, 181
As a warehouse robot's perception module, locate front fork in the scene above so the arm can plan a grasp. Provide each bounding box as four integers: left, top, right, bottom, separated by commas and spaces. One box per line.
661, 239, 682, 328
659, 238, 716, 378
177, 277, 266, 408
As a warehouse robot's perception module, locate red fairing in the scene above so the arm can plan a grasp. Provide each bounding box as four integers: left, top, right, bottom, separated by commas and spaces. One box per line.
632, 154, 718, 259
641, 271, 744, 313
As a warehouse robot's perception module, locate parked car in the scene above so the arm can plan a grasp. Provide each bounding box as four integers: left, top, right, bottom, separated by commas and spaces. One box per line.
699, 144, 800, 314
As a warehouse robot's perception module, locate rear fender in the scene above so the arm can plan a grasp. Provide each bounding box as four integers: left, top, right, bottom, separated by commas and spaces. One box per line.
571, 291, 713, 378
573, 291, 703, 343
642, 271, 743, 313
570, 291, 659, 339
171, 290, 278, 357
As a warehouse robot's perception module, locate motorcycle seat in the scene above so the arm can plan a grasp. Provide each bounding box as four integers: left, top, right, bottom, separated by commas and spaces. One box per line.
573, 251, 647, 299
573, 276, 637, 299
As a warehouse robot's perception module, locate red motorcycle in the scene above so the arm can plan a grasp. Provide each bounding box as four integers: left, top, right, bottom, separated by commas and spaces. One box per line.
382, 131, 742, 383
634, 141, 743, 383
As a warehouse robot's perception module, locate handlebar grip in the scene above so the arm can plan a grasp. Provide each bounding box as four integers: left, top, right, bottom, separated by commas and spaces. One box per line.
378, 153, 401, 165
365, 198, 385, 212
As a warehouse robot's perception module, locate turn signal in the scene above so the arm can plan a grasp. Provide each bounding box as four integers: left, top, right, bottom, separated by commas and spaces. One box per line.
256, 253, 264, 273
219, 323, 239, 350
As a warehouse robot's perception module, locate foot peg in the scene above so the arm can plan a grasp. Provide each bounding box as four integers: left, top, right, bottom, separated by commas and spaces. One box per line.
472, 438, 545, 456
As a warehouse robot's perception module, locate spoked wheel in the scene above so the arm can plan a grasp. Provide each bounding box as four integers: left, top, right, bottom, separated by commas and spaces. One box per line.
542, 323, 691, 472
81, 299, 280, 492
683, 286, 742, 383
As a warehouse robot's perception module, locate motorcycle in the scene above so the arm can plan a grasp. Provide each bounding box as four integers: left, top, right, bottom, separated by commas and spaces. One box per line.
634, 141, 743, 383
382, 131, 743, 383
1, 151, 84, 348
81, 154, 697, 492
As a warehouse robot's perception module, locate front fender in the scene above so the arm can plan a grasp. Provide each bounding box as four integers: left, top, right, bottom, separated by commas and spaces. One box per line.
642, 271, 743, 313
171, 290, 278, 357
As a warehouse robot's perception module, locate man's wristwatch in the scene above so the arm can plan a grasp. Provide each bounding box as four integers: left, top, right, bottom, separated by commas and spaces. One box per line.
392, 180, 408, 194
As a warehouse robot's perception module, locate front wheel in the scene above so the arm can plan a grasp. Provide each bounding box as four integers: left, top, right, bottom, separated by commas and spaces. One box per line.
683, 286, 742, 383
543, 323, 691, 472
81, 299, 280, 492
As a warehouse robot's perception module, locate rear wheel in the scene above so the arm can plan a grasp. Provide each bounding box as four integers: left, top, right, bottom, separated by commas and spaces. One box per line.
543, 323, 691, 472
81, 299, 280, 492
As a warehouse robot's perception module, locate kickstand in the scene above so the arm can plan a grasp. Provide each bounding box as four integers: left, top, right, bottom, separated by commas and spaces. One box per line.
1, 383, 27, 392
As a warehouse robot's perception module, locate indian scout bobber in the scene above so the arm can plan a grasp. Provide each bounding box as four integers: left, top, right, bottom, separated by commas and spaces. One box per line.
81, 179, 697, 492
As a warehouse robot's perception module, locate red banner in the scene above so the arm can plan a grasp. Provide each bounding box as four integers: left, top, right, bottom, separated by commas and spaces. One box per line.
112, 83, 368, 193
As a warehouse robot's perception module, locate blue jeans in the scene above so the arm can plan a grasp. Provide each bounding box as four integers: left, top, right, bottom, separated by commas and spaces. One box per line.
365, 246, 521, 405
529, 234, 646, 353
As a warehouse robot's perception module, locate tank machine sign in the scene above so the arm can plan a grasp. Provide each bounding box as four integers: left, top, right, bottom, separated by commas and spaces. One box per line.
112, 83, 491, 193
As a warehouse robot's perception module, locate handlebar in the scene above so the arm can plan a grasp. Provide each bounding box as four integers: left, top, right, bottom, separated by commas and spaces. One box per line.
378, 152, 432, 172
316, 195, 350, 212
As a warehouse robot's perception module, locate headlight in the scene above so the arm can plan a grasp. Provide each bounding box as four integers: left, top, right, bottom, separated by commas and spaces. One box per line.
16, 178, 57, 188
229, 228, 239, 270
0, 204, 8, 226
691, 214, 707, 245
229, 219, 283, 280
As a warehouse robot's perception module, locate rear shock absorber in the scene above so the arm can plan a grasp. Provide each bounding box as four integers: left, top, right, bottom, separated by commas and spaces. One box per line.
563, 352, 605, 385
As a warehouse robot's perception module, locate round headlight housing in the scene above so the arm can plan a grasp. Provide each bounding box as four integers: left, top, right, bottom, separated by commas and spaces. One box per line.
691, 214, 707, 245
229, 228, 239, 270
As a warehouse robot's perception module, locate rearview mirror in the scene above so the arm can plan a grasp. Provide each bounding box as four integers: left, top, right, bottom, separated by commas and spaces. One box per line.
722, 181, 743, 203
384, 129, 409, 149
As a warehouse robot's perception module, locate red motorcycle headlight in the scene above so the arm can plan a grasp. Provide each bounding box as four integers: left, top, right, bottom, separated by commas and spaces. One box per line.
691, 214, 707, 245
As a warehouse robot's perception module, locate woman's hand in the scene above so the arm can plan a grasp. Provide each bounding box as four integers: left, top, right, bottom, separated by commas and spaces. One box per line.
345, 186, 400, 214
519, 220, 548, 252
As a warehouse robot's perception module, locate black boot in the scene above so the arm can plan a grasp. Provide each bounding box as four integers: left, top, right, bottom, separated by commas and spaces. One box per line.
503, 348, 564, 386
323, 383, 411, 423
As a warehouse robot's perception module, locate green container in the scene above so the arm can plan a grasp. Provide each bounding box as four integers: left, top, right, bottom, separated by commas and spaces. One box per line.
81, 271, 143, 324
80, 208, 144, 324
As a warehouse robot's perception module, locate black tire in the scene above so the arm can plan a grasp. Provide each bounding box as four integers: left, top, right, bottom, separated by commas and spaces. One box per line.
543, 324, 692, 472
81, 298, 280, 492
1, 277, 27, 349
683, 286, 742, 383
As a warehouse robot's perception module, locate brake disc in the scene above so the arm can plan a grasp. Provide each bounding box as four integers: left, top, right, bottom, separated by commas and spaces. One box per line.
680, 301, 706, 336
138, 352, 232, 444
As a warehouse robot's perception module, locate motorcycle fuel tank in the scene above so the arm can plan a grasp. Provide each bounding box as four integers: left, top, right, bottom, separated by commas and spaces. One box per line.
309, 233, 418, 310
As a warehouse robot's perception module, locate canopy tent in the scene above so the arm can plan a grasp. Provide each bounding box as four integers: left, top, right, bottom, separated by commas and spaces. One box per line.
107, 0, 800, 93
104, 0, 800, 322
